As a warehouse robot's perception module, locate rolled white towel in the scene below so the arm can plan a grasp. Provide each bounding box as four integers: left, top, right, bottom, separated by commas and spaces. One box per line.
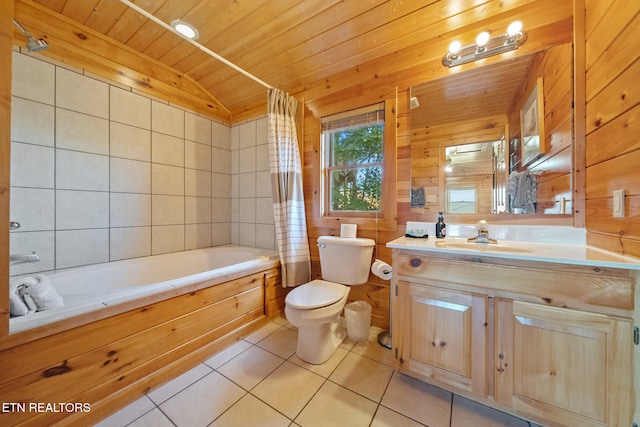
17, 275, 64, 312
9, 277, 36, 316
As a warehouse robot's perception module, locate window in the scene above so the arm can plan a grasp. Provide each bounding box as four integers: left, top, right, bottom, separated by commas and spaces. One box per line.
448, 187, 477, 213
321, 103, 385, 214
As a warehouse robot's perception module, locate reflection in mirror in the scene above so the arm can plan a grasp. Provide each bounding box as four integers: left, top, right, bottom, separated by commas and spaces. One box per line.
444, 140, 504, 214
410, 43, 573, 216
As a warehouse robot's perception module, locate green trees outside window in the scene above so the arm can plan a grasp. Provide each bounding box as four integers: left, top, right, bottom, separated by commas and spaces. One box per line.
328, 124, 383, 212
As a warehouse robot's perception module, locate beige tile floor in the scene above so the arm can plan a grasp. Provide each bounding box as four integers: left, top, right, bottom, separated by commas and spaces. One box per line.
96, 317, 543, 427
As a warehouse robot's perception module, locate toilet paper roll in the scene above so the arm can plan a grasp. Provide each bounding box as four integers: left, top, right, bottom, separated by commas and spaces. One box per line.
340, 223, 357, 238
371, 259, 392, 281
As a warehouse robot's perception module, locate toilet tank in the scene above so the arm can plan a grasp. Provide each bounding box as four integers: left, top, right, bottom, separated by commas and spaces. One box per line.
317, 236, 375, 285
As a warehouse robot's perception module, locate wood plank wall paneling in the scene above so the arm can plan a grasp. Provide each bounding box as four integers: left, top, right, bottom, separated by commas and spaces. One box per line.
0, 0, 12, 336
585, 0, 640, 258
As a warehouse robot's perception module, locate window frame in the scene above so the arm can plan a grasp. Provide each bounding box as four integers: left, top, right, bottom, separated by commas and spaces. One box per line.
320, 103, 386, 218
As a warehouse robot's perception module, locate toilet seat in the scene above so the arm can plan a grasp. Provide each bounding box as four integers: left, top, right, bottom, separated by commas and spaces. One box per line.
285, 280, 347, 310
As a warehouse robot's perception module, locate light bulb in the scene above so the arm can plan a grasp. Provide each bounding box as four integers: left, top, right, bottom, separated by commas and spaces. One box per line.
507, 21, 523, 37
448, 41, 462, 54
476, 31, 490, 47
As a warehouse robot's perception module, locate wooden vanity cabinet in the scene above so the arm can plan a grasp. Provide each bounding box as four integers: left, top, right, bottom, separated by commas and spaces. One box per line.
495, 299, 633, 427
392, 250, 636, 427
395, 281, 488, 395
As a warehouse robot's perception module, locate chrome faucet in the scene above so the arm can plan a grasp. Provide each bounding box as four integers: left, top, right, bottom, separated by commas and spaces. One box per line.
10, 252, 40, 266
467, 220, 497, 244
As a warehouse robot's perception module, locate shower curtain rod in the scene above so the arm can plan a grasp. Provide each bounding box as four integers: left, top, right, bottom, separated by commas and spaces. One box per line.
118, 0, 273, 90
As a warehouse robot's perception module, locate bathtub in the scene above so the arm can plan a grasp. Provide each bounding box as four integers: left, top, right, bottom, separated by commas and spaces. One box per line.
1, 246, 283, 425
10, 245, 279, 334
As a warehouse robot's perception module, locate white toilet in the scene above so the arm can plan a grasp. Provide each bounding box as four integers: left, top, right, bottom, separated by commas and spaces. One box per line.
285, 235, 375, 364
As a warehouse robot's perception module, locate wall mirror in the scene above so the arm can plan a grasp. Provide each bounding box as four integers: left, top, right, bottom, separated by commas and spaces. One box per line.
410, 43, 574, 217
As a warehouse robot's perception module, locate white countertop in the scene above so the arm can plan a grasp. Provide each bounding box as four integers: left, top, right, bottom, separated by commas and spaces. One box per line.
388, 225, 640, 270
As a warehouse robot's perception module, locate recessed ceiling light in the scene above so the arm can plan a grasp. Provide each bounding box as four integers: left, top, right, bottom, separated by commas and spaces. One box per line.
170, 19, 199, 40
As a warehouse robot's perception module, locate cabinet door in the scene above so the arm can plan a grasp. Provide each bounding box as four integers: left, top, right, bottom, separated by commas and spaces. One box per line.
395, 281, 488, 396
495, 299, 633, 427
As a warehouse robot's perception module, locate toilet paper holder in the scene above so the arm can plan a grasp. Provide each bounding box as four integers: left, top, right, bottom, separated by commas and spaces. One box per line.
370, 259, 393, 350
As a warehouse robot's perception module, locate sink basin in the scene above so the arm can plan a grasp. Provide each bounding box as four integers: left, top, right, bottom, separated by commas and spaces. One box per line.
435, 241, 534, 254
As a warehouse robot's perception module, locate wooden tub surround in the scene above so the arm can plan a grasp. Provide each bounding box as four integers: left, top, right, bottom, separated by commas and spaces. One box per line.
0, 265, 286, 426
389, 239, 639, 427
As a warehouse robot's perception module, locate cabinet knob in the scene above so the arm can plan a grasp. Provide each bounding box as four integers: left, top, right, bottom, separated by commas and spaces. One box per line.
410, 258, 422, 267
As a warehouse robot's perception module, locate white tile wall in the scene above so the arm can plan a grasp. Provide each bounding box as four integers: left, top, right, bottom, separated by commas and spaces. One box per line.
239, 146, 256, 173
211, 223, 231, 246
110, 193, 151, 227
256, 170, 271, 197
56, 150, 110, 191
185, 169, 212, 197
212, 147, 231, 174
152, 225, 185, 255
110, 227, 151, 261
211, 174, 231, 198
238, 121, 257, 149
10, 143, 54, 188
55, 190, 109, 230
212, 198, 231, 223
55, 229, 109, 269
152, 195, 185, 225
212, 121, 231, 150
110, 86, 150, 129
238, 172, 256, 198
8, 51, 280, 276
9, 50, 235, 277
186, 224, 212, 250
10, 188, 55, 232
11, 97, 55, 146
232, 116, 276, 250
56, 68, 109, 118
185, 141, 212, 171
111, 158, 151, 194
152, 102, 184, 138
56, 109, 110, 155
185, 112, 212, 144
12, 53, 55, 104
109, 122, 151, 161
185, 197, 211, 224
152, 164, 184, 195
152, 132, 184, 167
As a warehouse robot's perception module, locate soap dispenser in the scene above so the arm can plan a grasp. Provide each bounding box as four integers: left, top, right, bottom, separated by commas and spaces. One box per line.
435, 212, 446, 238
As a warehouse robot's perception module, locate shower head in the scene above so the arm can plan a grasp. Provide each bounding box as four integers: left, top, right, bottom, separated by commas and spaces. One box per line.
13, 19, 48, 53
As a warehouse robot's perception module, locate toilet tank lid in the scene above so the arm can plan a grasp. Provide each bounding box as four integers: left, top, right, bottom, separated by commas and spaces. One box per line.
318, 236, 375, 247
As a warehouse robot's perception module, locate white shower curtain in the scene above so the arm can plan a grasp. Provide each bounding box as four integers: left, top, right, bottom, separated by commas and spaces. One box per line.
268, 88, 311, 287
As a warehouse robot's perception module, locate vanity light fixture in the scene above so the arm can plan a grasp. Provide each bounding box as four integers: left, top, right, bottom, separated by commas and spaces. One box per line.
170, 19, 199, 40
442, 21, 527, 67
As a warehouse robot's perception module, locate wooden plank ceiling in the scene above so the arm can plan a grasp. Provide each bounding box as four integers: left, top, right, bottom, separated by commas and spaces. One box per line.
14, 0, 573, 122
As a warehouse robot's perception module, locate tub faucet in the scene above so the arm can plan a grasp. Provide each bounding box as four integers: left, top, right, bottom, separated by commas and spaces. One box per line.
467, 220, 497, 244
10, 252, 40, 266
